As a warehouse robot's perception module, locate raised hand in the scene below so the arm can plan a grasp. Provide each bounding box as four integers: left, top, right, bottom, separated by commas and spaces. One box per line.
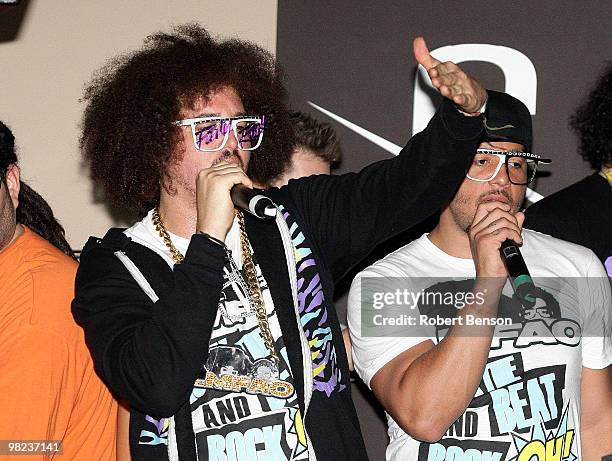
413, 36, 487, 114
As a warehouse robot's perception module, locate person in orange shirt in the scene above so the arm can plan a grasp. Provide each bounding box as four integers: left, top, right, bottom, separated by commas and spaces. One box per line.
0, 120, 117, 460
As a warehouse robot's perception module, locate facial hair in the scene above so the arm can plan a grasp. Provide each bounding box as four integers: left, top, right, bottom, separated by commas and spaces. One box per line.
451, 189, 517, 233
211, 149, 245, 169
169, 148, 246, 202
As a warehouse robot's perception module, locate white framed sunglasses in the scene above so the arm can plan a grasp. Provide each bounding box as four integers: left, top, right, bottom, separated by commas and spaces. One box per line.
467, 148, 552, 185
173, 115, 265, 152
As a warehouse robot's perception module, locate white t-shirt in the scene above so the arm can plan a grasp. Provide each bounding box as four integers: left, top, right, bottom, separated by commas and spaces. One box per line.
125, 210, 310, 460
348, 229, 611, 461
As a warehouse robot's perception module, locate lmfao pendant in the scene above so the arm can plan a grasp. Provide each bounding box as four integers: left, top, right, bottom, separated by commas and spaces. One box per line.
195, 369, 294, 399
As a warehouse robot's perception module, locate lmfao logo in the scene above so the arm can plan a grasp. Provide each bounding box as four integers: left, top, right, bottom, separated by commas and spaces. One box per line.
196, 370, 295, 399
510, 405, 577, 461
489, 319, 581, 351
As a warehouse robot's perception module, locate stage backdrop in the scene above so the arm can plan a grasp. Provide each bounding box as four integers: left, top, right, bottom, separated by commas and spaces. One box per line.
277, 1, 612, 458
0, 0, 278, 247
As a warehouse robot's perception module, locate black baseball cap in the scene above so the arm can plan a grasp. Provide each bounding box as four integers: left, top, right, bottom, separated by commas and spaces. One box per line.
482, 90, 551, 163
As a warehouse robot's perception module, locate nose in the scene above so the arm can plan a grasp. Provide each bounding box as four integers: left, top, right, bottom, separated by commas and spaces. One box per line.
224, 124, 240, 151
490, 162, 511, 186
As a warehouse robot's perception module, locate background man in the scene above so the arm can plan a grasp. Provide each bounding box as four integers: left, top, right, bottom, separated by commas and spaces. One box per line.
0, 120, 116, 460
265, 111, 342, 187
72, 24, 490, 460
525, 61, 612, 275
348, 93, 611, 460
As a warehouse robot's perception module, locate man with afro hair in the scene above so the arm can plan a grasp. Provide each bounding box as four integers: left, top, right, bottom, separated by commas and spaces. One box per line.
73, 25, 491, 460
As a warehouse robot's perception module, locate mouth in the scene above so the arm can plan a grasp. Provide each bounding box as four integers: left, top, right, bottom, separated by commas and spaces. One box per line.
480, 191, 512, 205
213, 151, 244, 169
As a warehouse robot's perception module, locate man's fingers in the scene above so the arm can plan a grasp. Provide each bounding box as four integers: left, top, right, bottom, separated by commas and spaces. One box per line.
473, 217, 522, 242
453, 94, 467, 107
487, 228, 523, 248
434, 72, 459, 88
242, 176, 253, 188
209, 163, 239, 172
438, 85, 451, 98
431, 69, 463, 97
470, 203, 524, 247
434, 62, 457, 76
515, 211, 525, 230
429, 65, 456, 82
435, 84, 458, 101
203, 161, 239, 172
474, 222, 522, 244
413, 36, 440, 70
472, 202, 512, 229
206, 165, 244, 176
459, 93, 475, 108
472, 211, 519, 237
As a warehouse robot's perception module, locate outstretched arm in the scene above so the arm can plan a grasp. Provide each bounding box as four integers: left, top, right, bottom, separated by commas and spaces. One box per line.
277, 36, 487, 280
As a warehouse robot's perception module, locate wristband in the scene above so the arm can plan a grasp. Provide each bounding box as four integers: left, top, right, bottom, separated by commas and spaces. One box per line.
457, 98, 488, 117
197, 231, 226, 248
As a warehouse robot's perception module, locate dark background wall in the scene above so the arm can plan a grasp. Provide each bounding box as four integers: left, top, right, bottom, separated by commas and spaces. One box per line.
277, 2, 612, 458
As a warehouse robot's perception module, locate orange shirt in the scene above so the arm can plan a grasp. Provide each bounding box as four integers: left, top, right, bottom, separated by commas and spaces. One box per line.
0, 227, 117, 461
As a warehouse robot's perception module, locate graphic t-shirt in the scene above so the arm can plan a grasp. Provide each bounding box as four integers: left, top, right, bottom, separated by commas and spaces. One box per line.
348, 230, 611, 461
126, 211, 309, 460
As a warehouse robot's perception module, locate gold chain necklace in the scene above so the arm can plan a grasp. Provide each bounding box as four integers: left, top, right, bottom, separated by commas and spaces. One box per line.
152, 208, 185, 264
236, 210, 279, 365
152, 207, 278, 364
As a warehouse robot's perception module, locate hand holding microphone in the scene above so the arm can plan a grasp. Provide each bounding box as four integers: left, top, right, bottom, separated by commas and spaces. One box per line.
196, 161, 277, 242
469, 202, 523, 273
469, 202, 535, 307
468, 201, 526, 290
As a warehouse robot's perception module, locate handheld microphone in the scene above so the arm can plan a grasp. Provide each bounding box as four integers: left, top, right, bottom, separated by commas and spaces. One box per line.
500, 239, 536, 308
230, 185, 277, 220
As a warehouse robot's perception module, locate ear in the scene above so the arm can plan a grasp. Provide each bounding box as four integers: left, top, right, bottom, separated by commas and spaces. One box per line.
4, 164, 20, 209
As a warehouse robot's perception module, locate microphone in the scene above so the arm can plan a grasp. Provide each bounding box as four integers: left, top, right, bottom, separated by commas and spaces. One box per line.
230, 185, 277, 220
500, 239, 536, 308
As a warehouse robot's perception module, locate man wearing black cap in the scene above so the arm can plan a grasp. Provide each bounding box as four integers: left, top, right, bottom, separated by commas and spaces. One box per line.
347, 92, 611, 460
